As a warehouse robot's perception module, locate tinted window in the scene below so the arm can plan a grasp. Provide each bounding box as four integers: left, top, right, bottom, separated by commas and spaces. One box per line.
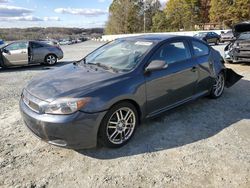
151, 41, 191, 64
31, 42, 44, 49
5, 42, 28, 51
192, 41, 209, 56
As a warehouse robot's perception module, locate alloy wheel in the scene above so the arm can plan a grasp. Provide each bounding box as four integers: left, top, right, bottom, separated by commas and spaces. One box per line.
106, 107, 136, 145
213, 73, 225, 97
46, 55, 57, 65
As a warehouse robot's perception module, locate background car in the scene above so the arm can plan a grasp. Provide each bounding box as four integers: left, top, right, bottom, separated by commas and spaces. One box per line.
39, 39, 60, 47
194, 32, 221, 45
220, 30, 235, 43
0, 40, 63, 68
19, 35, 242, 149
59, 39, 73, 45
225, 22, 250, 63
0, 39, 4, 46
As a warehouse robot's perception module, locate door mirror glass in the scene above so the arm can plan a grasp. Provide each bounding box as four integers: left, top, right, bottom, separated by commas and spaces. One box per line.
145, 60, 168, 72
2, 48, 9, 54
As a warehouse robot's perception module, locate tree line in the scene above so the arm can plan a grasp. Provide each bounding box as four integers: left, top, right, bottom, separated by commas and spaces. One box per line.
0, 28, 104, 41
105, 0, 250, 34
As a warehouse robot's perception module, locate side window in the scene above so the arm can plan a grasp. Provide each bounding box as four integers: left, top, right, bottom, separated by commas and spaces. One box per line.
151, 41, 191, 64
5, 42, 28, 51
192, 40, 209, 57
31, 42, 44, 49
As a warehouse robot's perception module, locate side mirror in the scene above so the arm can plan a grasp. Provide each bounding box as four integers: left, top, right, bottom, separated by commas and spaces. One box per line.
2, 48, 9, 54
145, 60, 168, 72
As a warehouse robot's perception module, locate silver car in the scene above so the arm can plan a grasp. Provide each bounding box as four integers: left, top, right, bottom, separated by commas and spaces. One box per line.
0, 40, 63, 68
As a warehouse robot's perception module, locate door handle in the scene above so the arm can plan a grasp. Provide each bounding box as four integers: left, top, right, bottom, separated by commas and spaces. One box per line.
191, 67, 197, 72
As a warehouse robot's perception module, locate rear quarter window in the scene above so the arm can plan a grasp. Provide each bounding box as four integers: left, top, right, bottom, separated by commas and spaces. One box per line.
192, 41, 209, 57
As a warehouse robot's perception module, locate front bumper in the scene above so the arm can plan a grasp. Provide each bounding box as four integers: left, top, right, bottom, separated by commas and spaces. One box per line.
19, 99, 106, 149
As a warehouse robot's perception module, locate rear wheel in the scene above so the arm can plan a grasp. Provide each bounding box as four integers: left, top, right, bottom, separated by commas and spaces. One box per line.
45, 54, 57, 65
98, 102, 138, 148
210, 72, 225, 99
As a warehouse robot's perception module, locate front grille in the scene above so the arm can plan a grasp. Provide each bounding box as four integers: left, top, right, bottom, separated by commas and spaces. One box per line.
22, 90, 43, 113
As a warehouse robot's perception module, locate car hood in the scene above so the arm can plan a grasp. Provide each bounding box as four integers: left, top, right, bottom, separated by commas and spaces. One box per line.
233, 21, 250, 37
25, 63, 123, 101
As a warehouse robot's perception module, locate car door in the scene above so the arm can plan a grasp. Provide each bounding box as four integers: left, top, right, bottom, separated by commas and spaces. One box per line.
2, 42, 28, 66
191, 40, 214, 94
30, 41, 46, 63
145, 40, 199, 117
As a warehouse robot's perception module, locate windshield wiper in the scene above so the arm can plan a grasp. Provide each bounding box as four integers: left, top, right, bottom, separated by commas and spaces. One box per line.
96, 62, 119, 73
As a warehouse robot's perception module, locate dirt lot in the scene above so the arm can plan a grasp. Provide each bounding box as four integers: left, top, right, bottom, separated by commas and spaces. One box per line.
0, 41, 249, 188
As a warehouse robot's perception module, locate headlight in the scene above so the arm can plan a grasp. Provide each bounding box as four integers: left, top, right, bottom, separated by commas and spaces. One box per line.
44, 97, 90, 115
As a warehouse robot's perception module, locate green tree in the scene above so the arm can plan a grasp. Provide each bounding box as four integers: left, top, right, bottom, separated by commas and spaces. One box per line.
105, 0, 142, 34
210, 0, 250, 28
164, 0, 200, 31
228, 0, 250, 26
141, 0, 162, 32
151, 10, 168, 32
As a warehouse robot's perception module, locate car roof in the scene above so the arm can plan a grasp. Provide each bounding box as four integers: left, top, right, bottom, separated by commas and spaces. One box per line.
119, 34, 187, 42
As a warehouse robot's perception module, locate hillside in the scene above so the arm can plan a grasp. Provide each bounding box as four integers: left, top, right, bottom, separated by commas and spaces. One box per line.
0, 27, 104, 41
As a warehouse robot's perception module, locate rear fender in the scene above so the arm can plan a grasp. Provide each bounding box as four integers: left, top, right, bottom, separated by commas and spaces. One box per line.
225, 68, 243, 88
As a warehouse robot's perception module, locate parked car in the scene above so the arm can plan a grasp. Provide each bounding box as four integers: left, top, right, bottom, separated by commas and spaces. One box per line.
220, 30, 235, 43
59, 39, 73, 45
0, 39, 4, 46
194, 32, 221, 45
0, 41, 63, 68
19, 35, 242, 149
39, 39, 60, 47
225, 22, 250, 63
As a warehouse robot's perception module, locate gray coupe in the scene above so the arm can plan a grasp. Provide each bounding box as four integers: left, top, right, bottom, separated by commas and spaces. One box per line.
19, 35, 242, 149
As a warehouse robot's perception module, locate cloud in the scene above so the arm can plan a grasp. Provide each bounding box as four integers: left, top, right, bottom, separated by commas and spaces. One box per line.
43, 17, 60, 21
0, 5, 61, 22
54, 8, 108, 17
0, 5, 33, 17
0, 0, 9, 3
0, 16, 60, 21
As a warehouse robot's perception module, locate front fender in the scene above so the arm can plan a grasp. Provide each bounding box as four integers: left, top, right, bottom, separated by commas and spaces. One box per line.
80, 74, 146, 117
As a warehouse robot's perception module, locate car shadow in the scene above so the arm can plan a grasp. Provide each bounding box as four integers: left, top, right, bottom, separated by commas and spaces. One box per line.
77, 79, 250, 159
0, 61, 73, 73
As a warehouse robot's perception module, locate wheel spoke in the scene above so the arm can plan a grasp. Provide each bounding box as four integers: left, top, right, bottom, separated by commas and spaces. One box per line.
116, 111, 121, 121
109, 121, 118, 125
110, 130, 119, 140
108, 125, 117, 129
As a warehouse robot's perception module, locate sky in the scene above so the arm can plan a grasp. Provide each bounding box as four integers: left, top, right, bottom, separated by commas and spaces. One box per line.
0, 0, 167, 28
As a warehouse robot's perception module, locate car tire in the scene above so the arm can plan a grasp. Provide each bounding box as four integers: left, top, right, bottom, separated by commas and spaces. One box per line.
45, 54, 57, 66
98, 102, 139, 148
210, 72, 225, 99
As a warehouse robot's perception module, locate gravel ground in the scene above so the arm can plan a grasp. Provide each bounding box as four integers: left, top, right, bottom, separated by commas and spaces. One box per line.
0, 41, 250, 188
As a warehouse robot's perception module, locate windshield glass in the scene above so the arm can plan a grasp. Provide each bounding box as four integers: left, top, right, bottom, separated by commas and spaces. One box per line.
84, 40, 154, 71
195, 33, 207, 37
238, 33, 250, 40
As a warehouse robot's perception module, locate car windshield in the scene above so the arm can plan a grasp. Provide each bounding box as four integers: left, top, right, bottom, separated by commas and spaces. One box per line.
84, 40, 154, 71
195, 33, 207, 37
238, 33, 250, 40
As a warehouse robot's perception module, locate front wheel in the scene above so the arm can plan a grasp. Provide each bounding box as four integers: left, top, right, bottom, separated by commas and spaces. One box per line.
98, 102, 138, 148
45, 54, 57, 65
210, 72, 225, 99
